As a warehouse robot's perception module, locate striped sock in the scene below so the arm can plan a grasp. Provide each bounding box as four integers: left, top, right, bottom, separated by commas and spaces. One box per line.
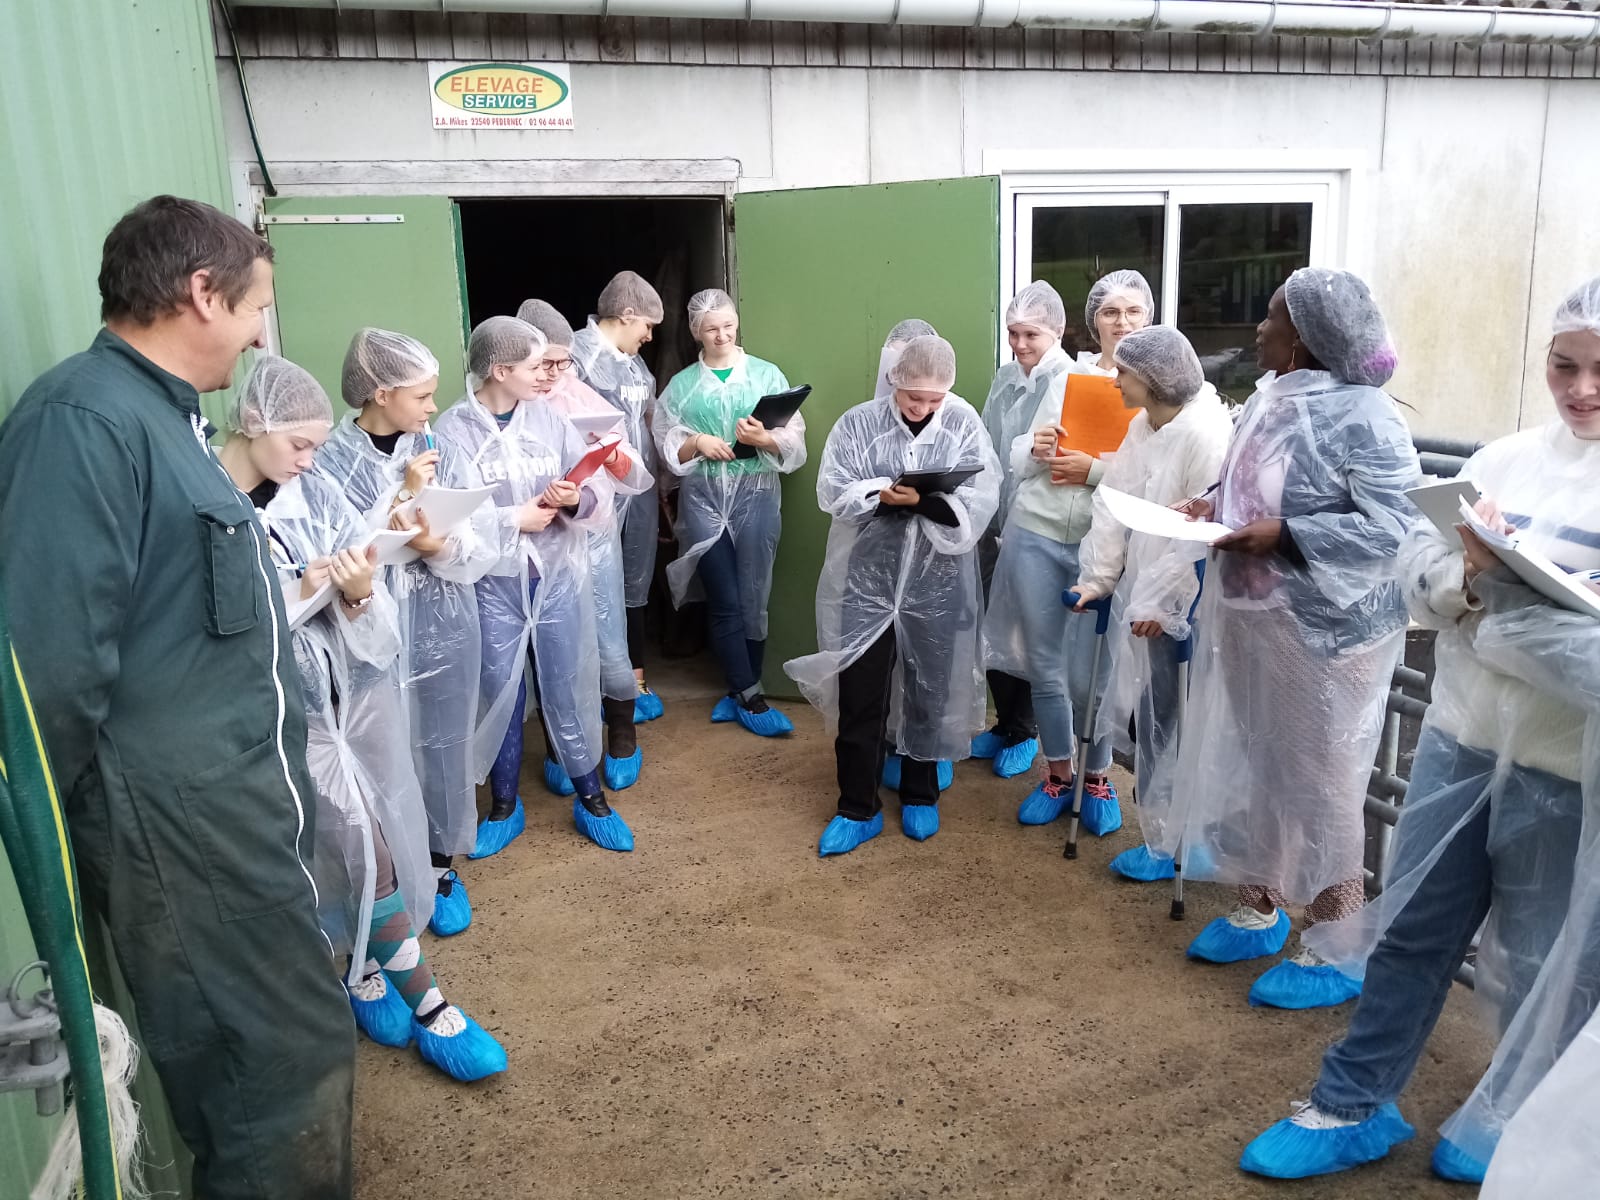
368, 890, 447, 1023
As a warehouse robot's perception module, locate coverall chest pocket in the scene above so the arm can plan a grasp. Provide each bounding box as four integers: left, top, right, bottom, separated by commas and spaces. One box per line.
195, 498, 262, 636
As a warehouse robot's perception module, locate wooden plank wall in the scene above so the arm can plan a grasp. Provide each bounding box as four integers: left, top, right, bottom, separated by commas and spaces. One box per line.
219, 7, 1600, 79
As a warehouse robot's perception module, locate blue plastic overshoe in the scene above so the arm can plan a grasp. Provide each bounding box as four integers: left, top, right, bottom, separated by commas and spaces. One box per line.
543, 757, 576, 797
348, 973, 414, 1048
1431, 1138, 1489, 1184
711, 695, 739, 723
1187, 907, 1291, 963
735, 702, 794, 738
1249, 954, 1364, 1010
604, 748, 643, 791
469, 797, 525, 859
901, 803, 939, 841
1240, 1103, 1415, 1180
1108, 844, 1175, 881
818, 812, 884, 857
1018, 775, 1071, 825
573, 796, 635, 852
970, 729, 1004, 760
428, 871, 472, 937
634, 686, 665, 723
414, 1006, 508, 1082
993, 737, 1039, 779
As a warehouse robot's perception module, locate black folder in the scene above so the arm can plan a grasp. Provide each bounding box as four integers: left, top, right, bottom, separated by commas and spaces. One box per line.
733, 384, 812, 459
891, 465, 982, 495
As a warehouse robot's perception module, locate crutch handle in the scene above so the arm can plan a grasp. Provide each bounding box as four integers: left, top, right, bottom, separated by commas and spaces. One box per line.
1174, 635, 1194, 665
1062, 590, 1112, 636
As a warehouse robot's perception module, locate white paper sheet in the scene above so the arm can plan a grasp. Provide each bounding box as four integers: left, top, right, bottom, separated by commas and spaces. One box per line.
1457, 498, 1600, 619
281, 525, 420, 628
569, 411, 624, 441
1405, 478, 1483, 552
1098, 486, 1235, 544
390, 484, 496, 565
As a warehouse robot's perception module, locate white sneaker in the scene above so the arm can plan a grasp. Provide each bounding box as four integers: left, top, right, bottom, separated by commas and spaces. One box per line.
348, 972, 387, 1002
1224, 904, 1281, 932
1288, 943, 1332, 969
425, 1004, 467, 1037
1288, 1100, 1358, 1131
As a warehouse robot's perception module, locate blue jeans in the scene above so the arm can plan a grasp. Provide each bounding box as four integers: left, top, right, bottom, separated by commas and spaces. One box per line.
697, 531, 764, 694
1312, 726, 1583, 1120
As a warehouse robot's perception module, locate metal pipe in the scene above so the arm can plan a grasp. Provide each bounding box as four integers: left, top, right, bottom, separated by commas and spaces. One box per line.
236, 0, 1600, 49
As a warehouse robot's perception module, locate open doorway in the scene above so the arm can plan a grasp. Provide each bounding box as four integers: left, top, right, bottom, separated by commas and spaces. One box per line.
456, 196, 730, 697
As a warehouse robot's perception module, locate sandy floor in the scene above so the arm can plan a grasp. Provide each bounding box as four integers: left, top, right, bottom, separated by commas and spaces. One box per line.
352, 665, 1493, 1199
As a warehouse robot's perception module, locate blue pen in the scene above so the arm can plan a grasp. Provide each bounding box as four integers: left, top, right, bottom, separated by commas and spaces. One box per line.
424, 423, 436, 452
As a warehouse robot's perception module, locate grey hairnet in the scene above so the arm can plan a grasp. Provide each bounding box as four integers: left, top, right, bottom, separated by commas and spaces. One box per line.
1006, 281, 1067, 337
1553, 277, 1600, 337
1084, 270, 1154, 341
596, 270, 664, 323
339, 328, 440, 408
467, 316, 547, 383
887, 335, 957, 391
1112, 326, 1205, 408
228, 355, 333, 435
883, 318, 938, 349
516, 298, 574, 348
687, 288, 737, 335
1284, 267, 1398, 388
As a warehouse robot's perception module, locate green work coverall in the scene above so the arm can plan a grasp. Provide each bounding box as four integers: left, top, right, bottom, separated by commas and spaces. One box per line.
0, 330, 355, 1199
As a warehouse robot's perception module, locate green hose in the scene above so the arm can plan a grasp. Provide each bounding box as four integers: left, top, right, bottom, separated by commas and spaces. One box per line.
0, 587, 122, 1199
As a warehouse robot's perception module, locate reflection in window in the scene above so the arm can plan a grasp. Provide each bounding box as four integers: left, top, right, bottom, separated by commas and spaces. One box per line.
1030, 205, 1164, 362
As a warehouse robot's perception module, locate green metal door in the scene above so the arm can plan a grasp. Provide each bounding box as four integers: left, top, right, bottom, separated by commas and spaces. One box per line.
263, 196, 470, 409
732, 178, 1002, 694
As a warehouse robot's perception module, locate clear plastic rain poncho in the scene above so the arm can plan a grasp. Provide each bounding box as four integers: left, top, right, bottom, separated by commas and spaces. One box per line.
784, 337, 1000, 762
258, 471, 433, 982
1074, 328, 1233, 850
314, 406, 498, 857
571, 317, 660, 608
1161, 319, 1420, 900
654, 338, 807, 638
982, 283, 1076, 523
435, 316, 611, 780
873, 318, 938, 401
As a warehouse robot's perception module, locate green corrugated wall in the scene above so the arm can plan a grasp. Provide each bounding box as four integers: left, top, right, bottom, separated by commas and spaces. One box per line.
1, 1, 229, 1193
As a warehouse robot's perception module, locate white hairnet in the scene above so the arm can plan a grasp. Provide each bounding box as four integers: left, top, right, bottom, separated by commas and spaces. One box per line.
467, 316, 547, 383
884, 318, 937, 349
1552, 277, 1600, 336
686, 288, 736, 335
340, 328, 439, 409
596, 270, 664, 324
1085, 270, 1154, 337
516, 299, 574, 348
887, 335, 957, 391
1284, 267, 1397, 388
1113, 326, 1206, 407
228, 355, 333, 435
1006, 281, 1067, 337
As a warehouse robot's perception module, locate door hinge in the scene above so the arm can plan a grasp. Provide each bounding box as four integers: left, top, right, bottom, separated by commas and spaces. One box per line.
0, 961, 68, 1117
261, 214, 406, 226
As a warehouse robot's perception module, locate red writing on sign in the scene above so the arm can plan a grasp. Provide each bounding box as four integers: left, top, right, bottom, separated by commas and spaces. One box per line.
449, 74, 544, 94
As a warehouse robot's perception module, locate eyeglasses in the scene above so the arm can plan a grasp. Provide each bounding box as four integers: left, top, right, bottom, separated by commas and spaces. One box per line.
1099, 306, 1148, 324
538, 358, 575, 374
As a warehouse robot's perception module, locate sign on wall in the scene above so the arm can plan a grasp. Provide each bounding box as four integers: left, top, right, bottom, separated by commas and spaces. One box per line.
428, 62, 574, 130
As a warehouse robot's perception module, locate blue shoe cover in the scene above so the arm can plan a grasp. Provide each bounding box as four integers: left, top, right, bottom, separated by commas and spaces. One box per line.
936, 760, 953, 791
348, 975, 413, 1048
604, 748, 643, 791
634, 688, 665, 723
1018, 778, 1070, 826
1249, 957, 1364, 1010
1187, 908, 1290, 963
414, 1007, 508, 1083
735, 702, 794, 738
881, 755, 903, 791
901, 803, 939, 841
993, 737, 1039, 779
468, 797, 525, 859
543, 757, 576, 797
428, 871, 472, 937
710, 695, 738, 723
572, 797, 634, 852
818, 812, 884, 857
1431, 1138, 1489, 1183
1080, 782, 1123, 837
970, 729, 1004, 760
1240, 1103, 1414, 1180
1109, 843, 1175, 881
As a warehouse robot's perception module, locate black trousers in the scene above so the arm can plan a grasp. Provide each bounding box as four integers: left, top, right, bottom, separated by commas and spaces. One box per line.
835, 626, 940, 817
977, 531, 1035, 741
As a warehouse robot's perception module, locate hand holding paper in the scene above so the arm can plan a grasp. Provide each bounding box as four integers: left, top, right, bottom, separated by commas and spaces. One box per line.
1098, 486, 1235, 544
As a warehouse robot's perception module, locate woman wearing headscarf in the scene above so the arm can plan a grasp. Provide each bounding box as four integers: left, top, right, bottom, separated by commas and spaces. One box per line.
653, 288, 807, 737
971, 281, 1076, 779
786, 334, 999, 856
1243, 278, 1600, 1183
1164, 269, 1420, 998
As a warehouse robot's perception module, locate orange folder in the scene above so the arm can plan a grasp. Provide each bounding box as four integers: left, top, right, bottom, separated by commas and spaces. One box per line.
1056, 374, 1134, 457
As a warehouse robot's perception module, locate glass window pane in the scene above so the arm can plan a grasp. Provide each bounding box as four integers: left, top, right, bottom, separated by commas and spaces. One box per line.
1176, 202, 1313, 404
1030, 205, 1165, 361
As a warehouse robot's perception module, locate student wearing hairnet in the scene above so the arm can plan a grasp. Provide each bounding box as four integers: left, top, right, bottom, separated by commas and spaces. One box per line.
571, 270, 668, 722
1070, 327, 1233, 879
1164, 270, 1420, 1001
517, 298, 655, 787
220, 357, 507, 1081
971, 281, 1078, 779
436, 316, 636, 852
653, 288, 807, 736
786, 334, 999, 856
1077, 270, 1155, 374
1243, 278, 1600, 1183
317, 328, 498, 935
873, 318, 938, 400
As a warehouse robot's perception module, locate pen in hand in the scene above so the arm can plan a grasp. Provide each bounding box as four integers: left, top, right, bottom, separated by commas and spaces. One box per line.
1173, 482, 1220, 516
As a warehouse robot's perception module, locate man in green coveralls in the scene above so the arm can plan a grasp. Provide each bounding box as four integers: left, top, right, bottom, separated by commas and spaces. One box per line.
0, 197, 354, 1198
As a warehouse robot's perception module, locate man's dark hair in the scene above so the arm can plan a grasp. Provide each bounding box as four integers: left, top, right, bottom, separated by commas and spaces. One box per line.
99, 195, 274, 324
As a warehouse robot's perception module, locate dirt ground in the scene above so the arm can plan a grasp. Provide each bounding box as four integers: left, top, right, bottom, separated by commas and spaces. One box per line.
352, 663, 1494, 1199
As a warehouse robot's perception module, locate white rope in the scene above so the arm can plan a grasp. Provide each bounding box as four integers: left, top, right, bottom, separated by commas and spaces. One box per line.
31, 1004, 147, 1200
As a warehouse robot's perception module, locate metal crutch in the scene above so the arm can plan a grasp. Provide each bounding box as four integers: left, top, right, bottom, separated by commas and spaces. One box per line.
1060, 589, 1112, 861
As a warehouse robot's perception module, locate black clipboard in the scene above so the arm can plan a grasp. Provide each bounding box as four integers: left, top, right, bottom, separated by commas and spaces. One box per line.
892, 465, 981, 496
732, 384, 812, 459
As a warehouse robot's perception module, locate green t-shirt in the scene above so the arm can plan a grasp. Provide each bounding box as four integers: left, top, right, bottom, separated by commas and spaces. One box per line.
660, 353, 792, 477
711, 367, 734, 382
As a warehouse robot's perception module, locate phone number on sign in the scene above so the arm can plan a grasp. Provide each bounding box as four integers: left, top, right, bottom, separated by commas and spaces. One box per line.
434, 116, 575, 128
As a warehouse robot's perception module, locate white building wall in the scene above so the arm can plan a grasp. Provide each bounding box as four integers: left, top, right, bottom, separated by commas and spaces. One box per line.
219, 58, 1600, 440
